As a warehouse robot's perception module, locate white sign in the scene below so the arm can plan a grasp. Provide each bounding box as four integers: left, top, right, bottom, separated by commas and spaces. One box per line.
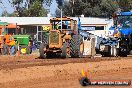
81, 27, 95, 31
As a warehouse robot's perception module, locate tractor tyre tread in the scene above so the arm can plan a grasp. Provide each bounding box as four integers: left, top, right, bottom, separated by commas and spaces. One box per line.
39, 43, 46, 59
70, 35, 83, 58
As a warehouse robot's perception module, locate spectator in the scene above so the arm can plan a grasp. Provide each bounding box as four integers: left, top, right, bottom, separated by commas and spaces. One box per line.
113, 27, 120, 37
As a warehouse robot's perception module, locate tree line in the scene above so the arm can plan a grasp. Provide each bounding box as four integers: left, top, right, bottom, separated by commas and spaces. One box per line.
1, 0, 132, 17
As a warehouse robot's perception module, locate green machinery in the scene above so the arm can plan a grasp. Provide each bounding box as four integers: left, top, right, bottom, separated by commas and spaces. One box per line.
0, 22, 32, 55
13, 35, 32, 54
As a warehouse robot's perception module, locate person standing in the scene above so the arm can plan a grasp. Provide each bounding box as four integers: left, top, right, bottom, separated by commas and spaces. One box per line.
113, 27, 120, 37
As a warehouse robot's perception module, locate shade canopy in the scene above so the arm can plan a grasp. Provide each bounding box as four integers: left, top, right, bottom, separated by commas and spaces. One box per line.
0, 22, 8, 26
0, 23, 17, 28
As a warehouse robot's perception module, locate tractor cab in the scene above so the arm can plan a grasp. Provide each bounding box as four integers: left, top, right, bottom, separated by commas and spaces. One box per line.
112, 11, 132, 36
49, 17, 78, 34
50, 17, 77, 29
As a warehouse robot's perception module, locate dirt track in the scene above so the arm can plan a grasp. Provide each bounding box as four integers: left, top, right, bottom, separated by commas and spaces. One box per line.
0, 54, 132, 88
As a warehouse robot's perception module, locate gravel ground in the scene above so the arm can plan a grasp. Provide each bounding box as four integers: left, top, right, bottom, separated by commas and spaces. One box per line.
0, 53, 132, 88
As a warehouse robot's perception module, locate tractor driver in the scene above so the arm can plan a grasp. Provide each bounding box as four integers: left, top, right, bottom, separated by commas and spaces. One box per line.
62, 22, 67, 29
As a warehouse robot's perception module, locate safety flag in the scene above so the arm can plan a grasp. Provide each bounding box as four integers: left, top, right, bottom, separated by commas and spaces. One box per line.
81, 69, 87, 77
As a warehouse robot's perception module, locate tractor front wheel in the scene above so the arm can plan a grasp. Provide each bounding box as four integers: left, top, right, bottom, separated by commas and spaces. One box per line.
20, 46, 29, 55
119, 46, 127, 57
39, 43, 47, 59
61, 42, 69, 58
70, 35, 84, 58
2, 44, 9, 55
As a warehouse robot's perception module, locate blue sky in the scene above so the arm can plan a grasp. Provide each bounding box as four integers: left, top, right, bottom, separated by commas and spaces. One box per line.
0, 0, 57, 16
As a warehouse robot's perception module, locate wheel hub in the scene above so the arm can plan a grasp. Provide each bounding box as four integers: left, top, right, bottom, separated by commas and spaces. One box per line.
21, 48, 26, 54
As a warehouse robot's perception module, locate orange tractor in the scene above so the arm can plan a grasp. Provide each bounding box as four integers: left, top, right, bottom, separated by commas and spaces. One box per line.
0, 22, 16, 55
39, 17, 84, 58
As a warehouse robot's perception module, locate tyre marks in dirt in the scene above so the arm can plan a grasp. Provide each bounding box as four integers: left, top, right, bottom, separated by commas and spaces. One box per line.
0, 55, 131, 70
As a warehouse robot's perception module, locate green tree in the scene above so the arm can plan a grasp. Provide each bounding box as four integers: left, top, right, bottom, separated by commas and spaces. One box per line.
11, 0, 23, 16
99, 0, 119, 17
1, 10, 8, 17
24, 0, 48, 17
56, 0, 86, 17
117, 0, 132, 11
8, 0, 53, 17
55, 0, 132, 17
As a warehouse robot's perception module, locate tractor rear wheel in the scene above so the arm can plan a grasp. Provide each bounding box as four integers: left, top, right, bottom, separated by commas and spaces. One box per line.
39, 43, 47, 59
119, 46, 127, 57
61, 42, 70, 58
129, 50, 132, 55
2, 44, 9, 55
70, 35, 84, 58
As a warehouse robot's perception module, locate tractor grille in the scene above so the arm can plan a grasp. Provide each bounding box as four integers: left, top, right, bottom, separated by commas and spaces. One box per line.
50, 31, 59, 44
